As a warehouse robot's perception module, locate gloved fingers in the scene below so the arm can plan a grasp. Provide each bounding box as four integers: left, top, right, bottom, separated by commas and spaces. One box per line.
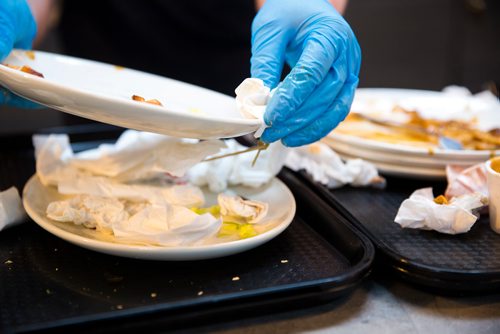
263, 32, 338, 128
250, 22, 288, 89
261, 56, 348, 143
0, 1, 36, 60
0, 87, 43, 109
281, 74, 359, 147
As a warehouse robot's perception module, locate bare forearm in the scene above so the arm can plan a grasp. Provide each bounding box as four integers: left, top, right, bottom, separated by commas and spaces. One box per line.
255, 0, 348, 14
27, 0, 59, 46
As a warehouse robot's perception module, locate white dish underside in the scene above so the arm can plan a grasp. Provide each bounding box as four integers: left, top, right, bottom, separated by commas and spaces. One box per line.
0, 50, 262, 139
23, 176, 296, 261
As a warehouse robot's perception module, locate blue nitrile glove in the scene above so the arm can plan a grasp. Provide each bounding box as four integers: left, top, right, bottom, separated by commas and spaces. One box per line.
251, 0, 361, 147
0, 0, 40, 108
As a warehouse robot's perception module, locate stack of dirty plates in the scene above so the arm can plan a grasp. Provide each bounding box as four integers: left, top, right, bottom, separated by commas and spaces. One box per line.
324, 88, 500, 179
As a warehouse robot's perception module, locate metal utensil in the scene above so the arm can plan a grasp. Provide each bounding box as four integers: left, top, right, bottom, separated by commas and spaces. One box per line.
203, 140, 269, 167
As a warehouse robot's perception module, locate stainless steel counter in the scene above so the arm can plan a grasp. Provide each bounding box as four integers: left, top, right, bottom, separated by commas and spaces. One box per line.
193, 275, 500, 334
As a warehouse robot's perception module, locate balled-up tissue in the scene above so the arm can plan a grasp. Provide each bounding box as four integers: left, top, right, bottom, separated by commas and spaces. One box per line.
445, 164, 488, 199
235, 78, 271, 137
394, 187, 488, 234
285, 142, 386, 189
188, 139, 288, 193
0, 187, 26, 231
33, 130, 226, 185
218, 193, 268, 224
47, 194, 221, 246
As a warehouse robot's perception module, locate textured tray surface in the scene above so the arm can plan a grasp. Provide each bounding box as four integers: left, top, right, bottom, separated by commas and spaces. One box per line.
0, 218, 349, 331
309, 174, 500, 274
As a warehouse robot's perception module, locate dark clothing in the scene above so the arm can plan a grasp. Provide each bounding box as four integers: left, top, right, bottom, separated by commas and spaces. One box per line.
59, 0, 256, 96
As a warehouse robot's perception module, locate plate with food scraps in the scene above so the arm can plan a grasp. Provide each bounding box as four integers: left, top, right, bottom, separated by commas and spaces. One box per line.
23, 175, 296, 261
325, 88, 500, 178
0, 49, 262, 139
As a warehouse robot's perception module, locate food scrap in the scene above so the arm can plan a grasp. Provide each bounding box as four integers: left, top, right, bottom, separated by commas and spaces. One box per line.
4, 64, 44, 78
132, 94, 163, 106
433, 195, 448, 205
218, 193, 268, 224
25, 50, 36, 60
335, 108, 500, 150
191, 193, 268, 240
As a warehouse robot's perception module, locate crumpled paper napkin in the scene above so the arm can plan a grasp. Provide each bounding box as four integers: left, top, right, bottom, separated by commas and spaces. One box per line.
394, 187, 488, 234
188, 139, 288, 193
33, 130, 226, 186
0, 187, 26, 231
285, 142, 386, 189
445, 163, 488, 199
235, 78, 272, 137
34, 131, 226, 246
47, 194, 221, 246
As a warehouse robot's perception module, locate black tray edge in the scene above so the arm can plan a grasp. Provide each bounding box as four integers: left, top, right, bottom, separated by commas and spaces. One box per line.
295, 170, 500, 293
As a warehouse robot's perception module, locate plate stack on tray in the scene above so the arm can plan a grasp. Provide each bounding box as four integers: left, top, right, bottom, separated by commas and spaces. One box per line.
324, 88, 500, 179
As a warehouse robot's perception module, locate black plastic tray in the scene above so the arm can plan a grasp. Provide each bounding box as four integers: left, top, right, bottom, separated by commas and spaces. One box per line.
0, 136, 374, 333
297, 171, 500, 292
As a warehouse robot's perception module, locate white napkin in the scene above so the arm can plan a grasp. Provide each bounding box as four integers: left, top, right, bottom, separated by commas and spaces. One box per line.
285, 142, 386, 189
47, 194, 221, 246
34, 131, 232, 246
33, 130, 226, 186
57, 176, 204, 208
218, 193, 268, 224
445, 164, 489, 199
394, 188, 488, 234
0, 187, 26, 231
235, 78, 271, 138
188, 139, 288, 193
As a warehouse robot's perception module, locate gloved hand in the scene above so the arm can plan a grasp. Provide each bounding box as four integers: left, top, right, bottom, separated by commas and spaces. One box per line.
251, 0, 361, 147
0, 0, 39, 108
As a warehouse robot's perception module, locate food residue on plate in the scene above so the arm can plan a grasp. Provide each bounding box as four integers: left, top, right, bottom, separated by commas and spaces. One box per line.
4, 64, 44, 78
433, 195, 448, 205
334, 107, 500, 150
25, 50, 36, 60
132, 94, 163, 106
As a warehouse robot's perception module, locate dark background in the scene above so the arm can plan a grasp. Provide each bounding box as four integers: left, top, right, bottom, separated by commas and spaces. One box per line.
0, 0, 498, 135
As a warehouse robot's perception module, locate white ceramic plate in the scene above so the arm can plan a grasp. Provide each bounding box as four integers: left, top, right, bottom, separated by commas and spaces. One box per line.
0, 49, 262, 139
323, 138, 488, 168
23, 176, 296, 261
326, 88, 499, 179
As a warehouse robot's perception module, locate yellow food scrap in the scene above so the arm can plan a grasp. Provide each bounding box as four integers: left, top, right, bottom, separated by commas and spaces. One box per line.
433, 195, 448, 205
217, 221, 258, 239
218, 222, 239, 237
238, 224, 257, 239
188, 108, 203, 114
191, 205, 221, 218
25, 50, 35, 60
